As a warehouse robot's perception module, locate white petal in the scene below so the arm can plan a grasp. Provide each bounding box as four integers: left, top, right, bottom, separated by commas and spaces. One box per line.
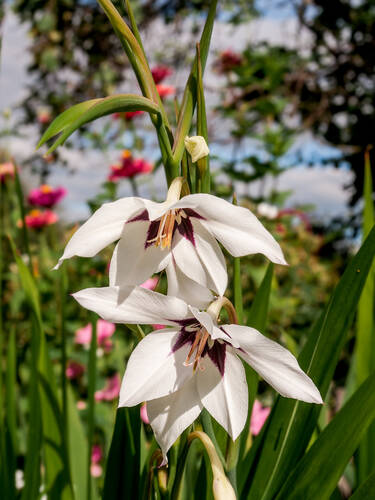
147, 377, 202, 463
72, 286, 191, 326
197, 350, 248, 440
223, 324, 323, 404
172, 230, 209, 289
54, 197, 146, 269
192, 220, 228, 296
119, 330, 193, 406
173, 194, 287, 265
166, 261, 213, 308
189, 306, 214, 335
109, 221, 170, 286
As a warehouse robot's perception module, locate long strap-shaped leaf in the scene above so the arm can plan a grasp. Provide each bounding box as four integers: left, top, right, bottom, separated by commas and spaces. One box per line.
355, 151, 375, 482
172, 0, 217, 167
350, 470, 375, 499
275, 372, 375, 500
240, 225, 375, 499
9, 238, 74, 500
38, 94, 160, 154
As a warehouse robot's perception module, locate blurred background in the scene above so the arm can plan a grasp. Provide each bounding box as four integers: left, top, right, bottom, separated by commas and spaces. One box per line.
0, 1, 374, 496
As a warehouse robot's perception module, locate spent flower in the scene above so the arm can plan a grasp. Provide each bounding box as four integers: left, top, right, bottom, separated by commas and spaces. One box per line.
184, 136, 210, 163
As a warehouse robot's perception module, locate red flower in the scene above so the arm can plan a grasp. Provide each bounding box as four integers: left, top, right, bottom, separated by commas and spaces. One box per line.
156, 84, 175, 99
217, 50, 242, 72
28, 185, 66, 208
19, 209, 58, 228
0, 162, 15, 182
66, 361, 85, 379
151, 65, 172, 84
108, 150, 153, 181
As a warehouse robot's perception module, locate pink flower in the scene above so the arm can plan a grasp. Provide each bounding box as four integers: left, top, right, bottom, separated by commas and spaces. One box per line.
108, 150, 153, 181
250, 400, 271, 436
95, 373, 121, 402
152, 324, 166, 330
91, 444, 102, 464
140, 403, 150, 424
90, 464, 102, 477
0, 162, 15, 182
66, 361, 85, 379
37, 108, 51, 124
75, 319, 115, 350
156, 84, 175, 99
151, 65, 172, 84
28, 185, 66, 208
19, 209, 58, 228
140, 277, 159, 291
77, 400, 87, 410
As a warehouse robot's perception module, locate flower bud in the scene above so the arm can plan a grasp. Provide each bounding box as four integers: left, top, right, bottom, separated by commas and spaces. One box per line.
184, 135, 209, 163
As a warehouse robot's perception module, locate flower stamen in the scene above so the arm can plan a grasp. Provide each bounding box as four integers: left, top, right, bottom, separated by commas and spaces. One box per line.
183, 327, 211, 372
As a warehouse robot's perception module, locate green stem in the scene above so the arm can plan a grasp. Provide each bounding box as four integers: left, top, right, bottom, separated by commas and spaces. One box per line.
13, 165, 32, 270
201, 409, 225, 466
59, 265, 68, 436
86, 317, 97, 500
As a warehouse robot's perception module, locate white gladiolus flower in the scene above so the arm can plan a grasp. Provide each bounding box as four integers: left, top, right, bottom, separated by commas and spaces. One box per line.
54, 178, 286, 296
184, 135, 210, 162
73, 286, 323, 463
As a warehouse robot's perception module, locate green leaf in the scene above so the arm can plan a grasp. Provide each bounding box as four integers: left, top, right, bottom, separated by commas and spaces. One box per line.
67, 386, 99, 500
102, 407, 141, 500
173, 0, 217, 167
40, 94, 160, 154
37, 99, 101, 148
350, 470, 375, 499
240, 225, 375, 500
196, 43, 210, 193
355, 150, 375, 482
275, 372, 375, 500
4, 329, 17, 498
9, 236, 74, 499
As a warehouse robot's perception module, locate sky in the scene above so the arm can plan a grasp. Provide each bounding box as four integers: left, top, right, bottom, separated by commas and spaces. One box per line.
0, 7, 354, 223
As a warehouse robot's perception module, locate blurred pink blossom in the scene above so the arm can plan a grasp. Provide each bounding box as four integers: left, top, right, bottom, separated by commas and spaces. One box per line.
156, 84, 175, 99
90, 464, 102, 478
91, 444, 103, 464
108, 150, 153, 181
19, 209, 58, 229
140, 277, 159, 290
66, 361, 85, 379
75, 319, 115, 350
28, 185, 66, 208
113, 110, 144, 121
140, 403, 150, 424
152, 324, 165, 331
151, 65, 172, 84
250, 400, 270, 436
95, 373, 121, 402
76, 400, 87, 410
217, 50, 242, 72
37, 108, 51, 124
0, 162, 15, 182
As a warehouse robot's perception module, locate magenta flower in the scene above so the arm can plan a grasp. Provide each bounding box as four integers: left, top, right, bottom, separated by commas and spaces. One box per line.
95, 373, 121, 402
19, 209, 58, 229
250, 400, 271, 436
75, 319, 115, 350
151, 65, 172, 84
66, 361, 85, 379
217, 50, 242, 72
28, 184, 66, 208
90, 445, 103, 477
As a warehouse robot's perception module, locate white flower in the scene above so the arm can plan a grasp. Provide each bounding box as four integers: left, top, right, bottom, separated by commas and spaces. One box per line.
184, 136, 210, 163
55, 178, 286, 297
73, 285, 323, 462
257, 202, 279, 220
